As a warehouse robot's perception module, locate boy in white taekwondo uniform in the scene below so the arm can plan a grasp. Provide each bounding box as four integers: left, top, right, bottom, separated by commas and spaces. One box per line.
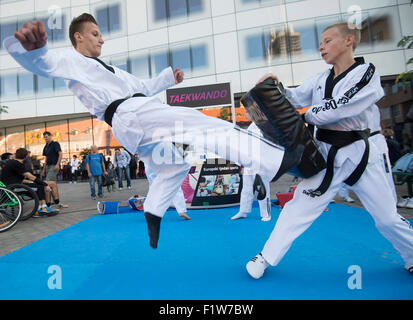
246, 22, 413, 278
231, 121, 271, 222
4, 14, 285, 249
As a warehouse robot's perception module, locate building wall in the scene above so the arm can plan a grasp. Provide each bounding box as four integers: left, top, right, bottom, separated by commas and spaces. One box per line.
0, 0, 412, 155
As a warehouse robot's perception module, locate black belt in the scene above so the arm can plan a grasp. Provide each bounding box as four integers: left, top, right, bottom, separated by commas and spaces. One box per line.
370, 131, 380, 137
304, 128, 370, 197
104, 93, 146, 127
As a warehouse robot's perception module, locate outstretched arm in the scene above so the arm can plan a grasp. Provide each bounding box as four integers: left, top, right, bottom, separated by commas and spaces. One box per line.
5, 20, 80, 80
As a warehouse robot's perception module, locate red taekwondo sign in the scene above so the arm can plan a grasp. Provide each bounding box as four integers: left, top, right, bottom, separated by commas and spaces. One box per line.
166, 83, 232, 107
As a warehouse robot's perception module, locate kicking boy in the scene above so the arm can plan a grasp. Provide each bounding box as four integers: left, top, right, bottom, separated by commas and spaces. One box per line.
4, 14, 289, 249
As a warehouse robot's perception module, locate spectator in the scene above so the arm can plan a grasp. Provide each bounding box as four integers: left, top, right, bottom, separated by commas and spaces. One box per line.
113, 147, 131, 190
62, 161, 71, 181
0, 148, 59, 217
0, 152, 13, 171
138, 155, 145, 178
70, 155, 79, 184
23, 150, 33, 173
383, 128, 402, 166
85, 145, 107, 200
104, 156, 112, 169
105, 162, 116, 192
130, 152, 137, 180
80, 156, 88, 181
42, 131, 66, 208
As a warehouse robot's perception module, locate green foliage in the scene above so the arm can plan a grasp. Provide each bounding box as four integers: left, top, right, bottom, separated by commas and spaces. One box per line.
0, 105, 8, 114
396, 0, 413, 84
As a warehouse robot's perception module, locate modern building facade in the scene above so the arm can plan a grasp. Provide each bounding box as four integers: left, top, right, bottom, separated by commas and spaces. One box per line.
0, 0, 412, 162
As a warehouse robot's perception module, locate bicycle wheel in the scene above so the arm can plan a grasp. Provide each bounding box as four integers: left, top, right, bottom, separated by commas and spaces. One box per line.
0, 187, 22, 232
8, 184, 39, 221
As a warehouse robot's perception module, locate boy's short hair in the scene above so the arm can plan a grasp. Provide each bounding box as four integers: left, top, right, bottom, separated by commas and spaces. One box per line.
69, 13, 98, 47
43, 131, 52, 137
15, 148, 28, 160
323, 22, 361, 51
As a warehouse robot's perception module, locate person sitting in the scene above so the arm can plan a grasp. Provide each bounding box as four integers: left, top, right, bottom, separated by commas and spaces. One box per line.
0, 148, 59, 217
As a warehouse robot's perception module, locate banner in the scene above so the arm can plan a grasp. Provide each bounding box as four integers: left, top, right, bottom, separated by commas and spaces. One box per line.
166, 83, 232, 108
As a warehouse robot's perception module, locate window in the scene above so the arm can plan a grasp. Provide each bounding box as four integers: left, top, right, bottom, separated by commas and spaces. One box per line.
36, 75, 54, 96
36, 14, 66, 43
129, 41, 210, 79
96, 3, 122, 34
288, 19, 320, 63
130, 54, 151, 79
0, 21, 17, 49
25, 123, 46, 155
239, 25, 290, 69
169, 0, 187, 20
5, 126, 25, 154
151, 50, 170, 75
18, 72, 35, 98
235, 0, 282, 11
350, 6, 401, 54
0, 74, 18, 100
171, 46, 191, 72
152, 0, 204, 21
154, 0, 168, 21
69, 117, 94, 156
191, 44, 207, 69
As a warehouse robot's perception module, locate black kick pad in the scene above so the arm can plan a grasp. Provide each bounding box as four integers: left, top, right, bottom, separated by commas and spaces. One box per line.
241, 78, 326, 179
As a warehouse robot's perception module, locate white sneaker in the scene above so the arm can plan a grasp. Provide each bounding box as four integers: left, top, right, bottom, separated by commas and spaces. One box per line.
261, 215, 271, 222
119, 187, 123, 191
127, 186, 131, 189
246, 253, 269, 279
231, 212, 247, 220
344, 196, 355, 203
405, 198, 413, 209
398, 197, 409, 208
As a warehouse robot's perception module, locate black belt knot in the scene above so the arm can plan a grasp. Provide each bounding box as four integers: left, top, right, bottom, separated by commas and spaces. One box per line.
304, 128, 370, 197
104, 93, 146, 127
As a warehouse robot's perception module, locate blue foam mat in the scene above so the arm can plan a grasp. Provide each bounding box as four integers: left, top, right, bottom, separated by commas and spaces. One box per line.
0, 203, 412, 300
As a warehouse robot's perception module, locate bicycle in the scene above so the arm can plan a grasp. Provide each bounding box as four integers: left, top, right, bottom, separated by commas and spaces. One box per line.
0, 186, 22, 232
0, 181, 39, 221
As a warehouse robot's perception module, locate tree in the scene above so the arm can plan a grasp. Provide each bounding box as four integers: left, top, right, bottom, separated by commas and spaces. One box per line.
396, 0, 413, 84
0, 105, 8, 114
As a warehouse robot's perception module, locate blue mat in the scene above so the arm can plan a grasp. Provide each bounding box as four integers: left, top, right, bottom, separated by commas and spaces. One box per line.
0, 203, 412, 300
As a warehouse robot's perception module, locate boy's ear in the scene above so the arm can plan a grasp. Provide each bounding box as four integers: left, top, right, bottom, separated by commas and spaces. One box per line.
346, 34, 355, 48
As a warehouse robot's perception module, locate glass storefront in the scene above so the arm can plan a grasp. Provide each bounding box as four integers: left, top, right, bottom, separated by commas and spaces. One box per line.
0, 116, 121, 162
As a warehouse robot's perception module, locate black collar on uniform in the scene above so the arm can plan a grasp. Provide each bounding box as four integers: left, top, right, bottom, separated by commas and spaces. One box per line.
85, 56, 115, 74
324, 57, 365, 99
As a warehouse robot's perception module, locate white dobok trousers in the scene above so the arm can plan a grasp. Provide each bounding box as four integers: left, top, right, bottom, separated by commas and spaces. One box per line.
261, 157, 413, 269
